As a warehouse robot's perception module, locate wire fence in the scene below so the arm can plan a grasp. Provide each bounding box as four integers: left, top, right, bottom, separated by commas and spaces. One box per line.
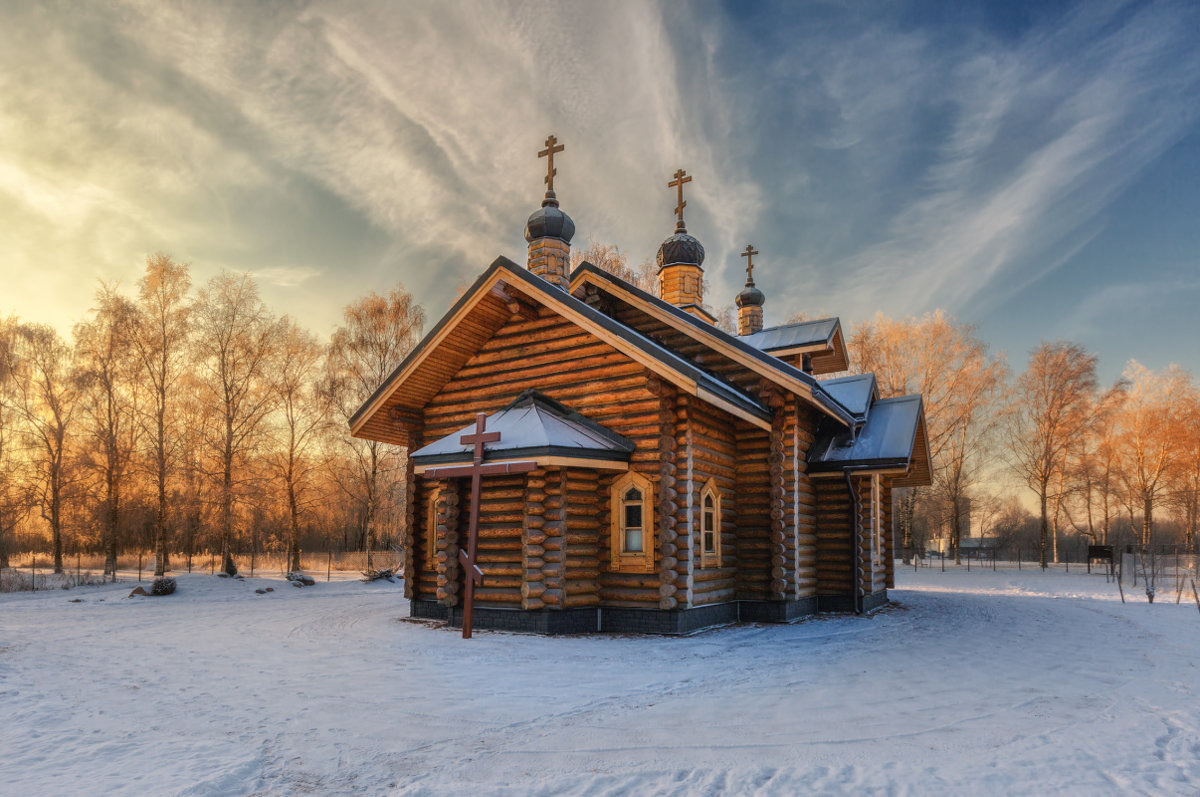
0, 549, 402, 593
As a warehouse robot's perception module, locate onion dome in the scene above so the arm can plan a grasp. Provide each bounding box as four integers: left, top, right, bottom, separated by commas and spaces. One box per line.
524, 190, 575, 244
736, 281, 765, 308
656, 222, 706, 269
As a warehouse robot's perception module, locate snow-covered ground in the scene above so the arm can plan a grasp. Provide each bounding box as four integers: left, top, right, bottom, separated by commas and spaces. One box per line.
2, 567, 1198, 796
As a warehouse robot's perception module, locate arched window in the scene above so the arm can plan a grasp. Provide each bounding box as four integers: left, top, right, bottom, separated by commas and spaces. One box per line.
610, 471, 654, 573
424, 489, 440, 572
700, 479, 722, 568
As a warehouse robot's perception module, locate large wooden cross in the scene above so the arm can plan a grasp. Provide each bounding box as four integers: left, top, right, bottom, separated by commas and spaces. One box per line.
741, 244, 759, 282
421, 413, 536, 638
538, 134, 565, 191
668, 168, 691, 224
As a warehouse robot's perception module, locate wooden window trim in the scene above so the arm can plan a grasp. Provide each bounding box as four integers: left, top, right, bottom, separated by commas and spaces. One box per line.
424, 489, 439, 572
699, 478, 722, 568
609, 471, 655, 573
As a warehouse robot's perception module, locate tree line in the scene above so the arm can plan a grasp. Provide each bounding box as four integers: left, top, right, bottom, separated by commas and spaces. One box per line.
3, 247, 1196, 577
0, 255, 423, 577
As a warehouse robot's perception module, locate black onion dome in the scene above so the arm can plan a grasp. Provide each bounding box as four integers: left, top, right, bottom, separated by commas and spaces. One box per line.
524, 191, 575, 244
736, 283, 765, 308
656, 228, 706, 270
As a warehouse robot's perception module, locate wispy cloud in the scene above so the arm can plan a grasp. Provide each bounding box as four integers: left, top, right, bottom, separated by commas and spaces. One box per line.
0, 0, 1196, 373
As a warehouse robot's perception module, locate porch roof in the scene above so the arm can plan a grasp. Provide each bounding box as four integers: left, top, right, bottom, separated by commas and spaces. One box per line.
411, 389, 635, 471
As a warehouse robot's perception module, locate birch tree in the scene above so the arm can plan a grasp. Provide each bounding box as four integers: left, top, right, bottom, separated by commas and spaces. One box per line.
74, 287, 141, 579
0, 317, 34, 569
8, 324, 78, 573
194, 271, 280, 575
1116, 362, 1189, 547
1005, 342, 1097, 568
849, 311, 1007, 561
327, 285, 423, 565
267, 319, 331, 571
130, 254, 191, 576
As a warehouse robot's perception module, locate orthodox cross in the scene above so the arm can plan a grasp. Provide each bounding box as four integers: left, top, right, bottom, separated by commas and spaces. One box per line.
538, 134, 565, 191
668, 168, 691, 225
742, 244, 759, 283
421, 413, 536, 639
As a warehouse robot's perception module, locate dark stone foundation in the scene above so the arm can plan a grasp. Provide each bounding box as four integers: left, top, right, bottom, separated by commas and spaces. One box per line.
410, 592, 885, 635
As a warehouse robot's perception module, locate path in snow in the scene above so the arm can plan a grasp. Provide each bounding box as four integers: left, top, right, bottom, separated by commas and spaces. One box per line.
1, 568, 1197, 796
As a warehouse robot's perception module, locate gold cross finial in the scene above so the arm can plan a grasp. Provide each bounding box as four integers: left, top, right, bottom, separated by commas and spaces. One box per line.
538, 134, 565, 191
668, 168, 692, 226
742, 244, 759, 283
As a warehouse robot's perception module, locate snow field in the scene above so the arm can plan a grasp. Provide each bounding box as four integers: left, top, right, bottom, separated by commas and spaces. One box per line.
1, 567, 1197, 796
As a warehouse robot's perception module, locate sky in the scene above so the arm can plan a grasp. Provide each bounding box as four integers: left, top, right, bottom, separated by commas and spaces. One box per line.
1, 0, 1198, 385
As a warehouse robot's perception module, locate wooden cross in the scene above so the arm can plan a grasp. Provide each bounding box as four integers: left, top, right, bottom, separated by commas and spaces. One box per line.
538, 134, 565, 191
668, 168, 691, 224
421, 413, 536, 638
742, 244, 759, 282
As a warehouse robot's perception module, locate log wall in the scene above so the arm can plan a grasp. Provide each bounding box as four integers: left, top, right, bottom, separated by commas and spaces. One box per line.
814, 478, 853, 597
787, 398, 819, 600
734, 422, 771, 600
685, 398, 738, 607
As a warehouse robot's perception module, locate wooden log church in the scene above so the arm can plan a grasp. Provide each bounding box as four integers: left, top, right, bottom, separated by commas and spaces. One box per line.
351, 136, 931, 634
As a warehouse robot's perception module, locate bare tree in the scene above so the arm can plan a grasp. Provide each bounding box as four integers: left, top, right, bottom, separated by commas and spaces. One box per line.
570, 241, 658, 295
1004, 342, 1098, 568
327, 285, 424, 566
194, 271, 280, 576
130, 254, 192, 576
1169, 386, 1200, 552
0, 317, 35, 569
267, 319, 332, 572
1116, 361, 1190, 548
849, 311, 1007, 561
74, 286, 141, 579
8, 324, 79, 573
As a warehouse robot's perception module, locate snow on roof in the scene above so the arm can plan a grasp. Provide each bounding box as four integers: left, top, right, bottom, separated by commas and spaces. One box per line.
809, 394, 924, 470
411, 389, 636, 466
817, 373, 877, 419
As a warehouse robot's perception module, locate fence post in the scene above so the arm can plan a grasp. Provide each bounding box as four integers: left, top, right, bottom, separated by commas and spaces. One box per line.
138, 552, 142, 582
327, 550, 332, 583
31, 555, 36, 592
77, 552, 81, 587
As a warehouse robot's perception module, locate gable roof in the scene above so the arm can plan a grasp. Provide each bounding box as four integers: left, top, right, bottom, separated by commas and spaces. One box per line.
568, 262, 856, 426
350, 257, 773, 445
741, 318, 850, 373
817, 373, 877, 420
411, 389, 635, 471
741, 318, 838, 353
808, 394, 932, 485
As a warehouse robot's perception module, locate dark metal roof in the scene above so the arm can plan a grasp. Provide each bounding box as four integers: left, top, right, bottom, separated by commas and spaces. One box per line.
568, 262, 856, 426
524, 200, 575, 243
736, 283, 764, 308
818, 373, 877, 420
411, 389, 635, 466
656, 229, 705, 268
351, 257, 773, 432
809, 394, 924, 471
741, 318, 839, 353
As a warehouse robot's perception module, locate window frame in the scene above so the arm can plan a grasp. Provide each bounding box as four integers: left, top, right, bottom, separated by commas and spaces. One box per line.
699, 478, 722, 568
609, 471, 655, 573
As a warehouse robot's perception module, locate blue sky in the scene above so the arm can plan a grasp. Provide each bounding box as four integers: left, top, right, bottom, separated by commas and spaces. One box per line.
1, 0, 1197, 384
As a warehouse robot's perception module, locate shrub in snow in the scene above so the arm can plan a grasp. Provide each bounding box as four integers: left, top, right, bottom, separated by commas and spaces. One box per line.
286, 572, 315, 586
150, 577, 177, 596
